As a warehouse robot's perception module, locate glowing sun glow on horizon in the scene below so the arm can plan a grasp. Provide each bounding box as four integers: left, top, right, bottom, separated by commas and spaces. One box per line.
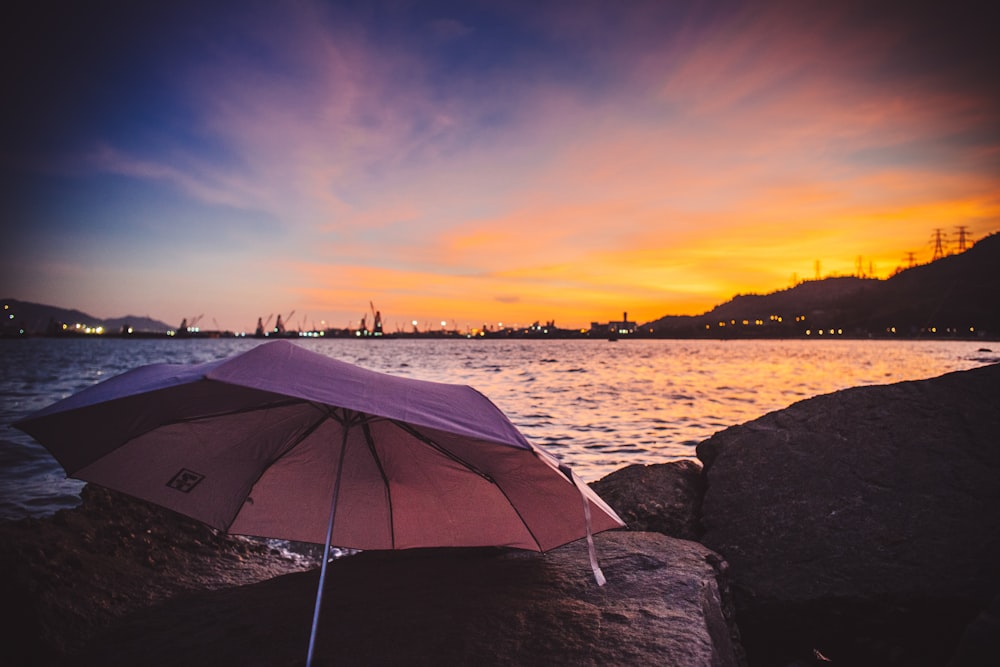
3, 0, 998, 331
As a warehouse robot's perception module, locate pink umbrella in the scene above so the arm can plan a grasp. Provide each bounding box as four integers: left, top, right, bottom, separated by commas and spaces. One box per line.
15, 340, 623, 666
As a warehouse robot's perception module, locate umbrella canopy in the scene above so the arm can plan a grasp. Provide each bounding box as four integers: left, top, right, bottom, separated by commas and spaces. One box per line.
16, 341, 625, 664
15, 340, 623, 553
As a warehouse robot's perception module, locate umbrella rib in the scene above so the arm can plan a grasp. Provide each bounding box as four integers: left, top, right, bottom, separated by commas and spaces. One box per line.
390, 420, 545, 552
92, 395, 308, 462
158, 396, 307, 428
360, 416, 395, 549
225, 405, 334, 532
322, 405, 353, 428
270, 406, 334, 462
390, 420, 494, 482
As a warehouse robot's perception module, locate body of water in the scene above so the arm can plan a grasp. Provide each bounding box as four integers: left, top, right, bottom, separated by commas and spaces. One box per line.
2, 337, 996, 521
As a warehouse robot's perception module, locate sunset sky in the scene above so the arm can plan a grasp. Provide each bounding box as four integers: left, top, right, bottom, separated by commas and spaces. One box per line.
3, 0, 998, 332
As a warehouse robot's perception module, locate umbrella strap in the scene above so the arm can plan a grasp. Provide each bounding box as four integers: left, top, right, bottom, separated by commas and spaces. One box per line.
561, 464, 607, 586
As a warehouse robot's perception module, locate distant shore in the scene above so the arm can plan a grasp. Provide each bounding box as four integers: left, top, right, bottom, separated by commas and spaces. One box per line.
3, 329, 997, 341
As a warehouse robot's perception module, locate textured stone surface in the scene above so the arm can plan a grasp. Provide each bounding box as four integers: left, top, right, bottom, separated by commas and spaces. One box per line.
1, 483, 743, 666
74, 531, 742, 666
950, 594, 1000, 666
590, 460, 704, 540
697, 362, 1000, 666
0, 485, 313, 664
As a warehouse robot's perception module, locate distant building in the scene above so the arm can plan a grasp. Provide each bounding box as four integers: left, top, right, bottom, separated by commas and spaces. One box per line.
591, 311, 637, 338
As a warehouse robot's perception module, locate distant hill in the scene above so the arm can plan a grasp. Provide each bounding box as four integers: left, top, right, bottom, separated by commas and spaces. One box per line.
646, 232, 1000, 338
5, 233, 998, 339
0, 299, 172, 335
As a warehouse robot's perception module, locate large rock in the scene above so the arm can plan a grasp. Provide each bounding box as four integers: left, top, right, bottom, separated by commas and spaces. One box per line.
2, 484, 744, 666
0, 485, 313, 665
950, 593, 1000, 666
74, 532, 743, 666
697, 362, 1000, 666
590, 460, 704, 540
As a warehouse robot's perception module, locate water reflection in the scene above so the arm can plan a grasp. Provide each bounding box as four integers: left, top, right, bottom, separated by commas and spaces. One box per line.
0, 337, 994, 519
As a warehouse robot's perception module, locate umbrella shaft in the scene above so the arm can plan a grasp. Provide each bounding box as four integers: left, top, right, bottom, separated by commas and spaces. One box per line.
306, 423, 350, 667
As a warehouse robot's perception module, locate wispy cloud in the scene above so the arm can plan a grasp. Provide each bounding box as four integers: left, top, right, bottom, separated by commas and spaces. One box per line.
9, 0, 998, 327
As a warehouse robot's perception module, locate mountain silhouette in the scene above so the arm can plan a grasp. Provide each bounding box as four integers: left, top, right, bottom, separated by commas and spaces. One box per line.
5, 233, 998, 339
1, 299, 172, 335
646, 232, 1000, 338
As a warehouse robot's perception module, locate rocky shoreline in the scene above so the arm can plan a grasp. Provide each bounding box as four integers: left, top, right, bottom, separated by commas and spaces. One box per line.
2, 362, 998, 665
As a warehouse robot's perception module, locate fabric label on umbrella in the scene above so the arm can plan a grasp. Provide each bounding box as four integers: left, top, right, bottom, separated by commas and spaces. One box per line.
167, 468, 205, 493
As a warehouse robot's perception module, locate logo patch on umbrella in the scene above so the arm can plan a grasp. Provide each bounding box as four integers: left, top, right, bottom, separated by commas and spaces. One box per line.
167, 468, 205, 493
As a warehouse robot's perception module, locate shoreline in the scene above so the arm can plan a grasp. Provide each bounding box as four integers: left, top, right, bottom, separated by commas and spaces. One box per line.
3, 330, 999, 341
2, 362, 998, 665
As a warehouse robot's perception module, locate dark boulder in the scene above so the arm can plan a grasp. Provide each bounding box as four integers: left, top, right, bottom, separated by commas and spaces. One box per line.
75, 532, 744, 666
3, 483, 744, 666
950, 593, 1000, 666
0, 485, 313, 664
697, 362, 1000, 666
590, 459, 704, 540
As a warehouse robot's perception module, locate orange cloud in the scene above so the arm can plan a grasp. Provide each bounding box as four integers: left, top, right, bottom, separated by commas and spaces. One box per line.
52, 1, 997, 331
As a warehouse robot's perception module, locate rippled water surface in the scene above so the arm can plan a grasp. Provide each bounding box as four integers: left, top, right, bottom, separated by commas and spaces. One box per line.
2, 337, 996, 520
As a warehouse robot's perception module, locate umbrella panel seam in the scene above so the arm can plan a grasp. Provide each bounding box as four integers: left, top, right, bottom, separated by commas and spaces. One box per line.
391, 421, 495, 483
360, 416, 395, 549
390, 420, 546, 552
228, 405, 333, 532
